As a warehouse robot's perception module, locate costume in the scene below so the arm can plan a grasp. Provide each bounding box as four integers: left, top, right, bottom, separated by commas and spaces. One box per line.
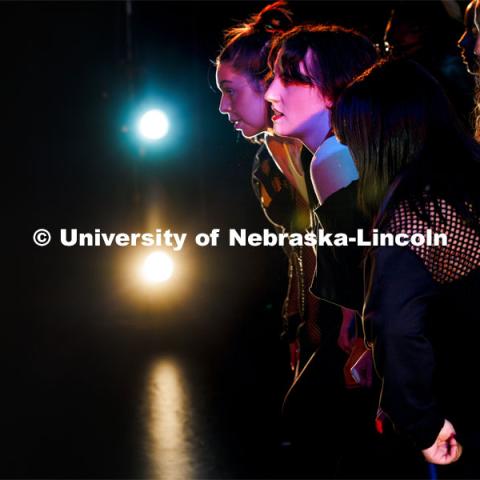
364, 193, 480, 477
251, 141, 325, 358
252, 140, 349, 477
309, 136, 369, 313
306, 136, 385, 477
253, 135, 380, 476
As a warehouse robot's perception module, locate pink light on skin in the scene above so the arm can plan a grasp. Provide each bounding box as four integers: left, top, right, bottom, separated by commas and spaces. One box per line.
264, 49, 332, 153
216, 61, 270, 139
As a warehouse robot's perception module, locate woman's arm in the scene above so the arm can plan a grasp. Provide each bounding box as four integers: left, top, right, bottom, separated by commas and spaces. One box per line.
364, 245, 445, 450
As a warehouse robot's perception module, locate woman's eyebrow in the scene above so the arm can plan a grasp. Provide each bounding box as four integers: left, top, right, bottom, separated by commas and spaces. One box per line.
219, 79, 233, 87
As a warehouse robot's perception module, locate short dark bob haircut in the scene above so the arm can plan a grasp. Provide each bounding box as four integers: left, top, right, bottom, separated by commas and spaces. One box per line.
268, 25, 377, 103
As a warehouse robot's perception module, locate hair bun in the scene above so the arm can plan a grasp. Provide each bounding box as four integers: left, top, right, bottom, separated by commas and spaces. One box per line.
253, 1, 293, 33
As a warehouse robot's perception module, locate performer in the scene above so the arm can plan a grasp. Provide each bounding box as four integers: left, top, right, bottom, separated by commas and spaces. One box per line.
382, 1, 474, 129
265, 25, 383, 477
333, 58, 480, 477
464, 0, 480, 141
265, 24, 377, 314
215, 1, 330, 382
458, 0, 480, 76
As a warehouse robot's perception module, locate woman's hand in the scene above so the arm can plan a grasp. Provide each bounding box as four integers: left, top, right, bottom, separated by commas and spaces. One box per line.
422, 419, 463, 465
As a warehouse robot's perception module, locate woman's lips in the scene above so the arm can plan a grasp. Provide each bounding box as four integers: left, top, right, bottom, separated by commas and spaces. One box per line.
272, 108, 284, 122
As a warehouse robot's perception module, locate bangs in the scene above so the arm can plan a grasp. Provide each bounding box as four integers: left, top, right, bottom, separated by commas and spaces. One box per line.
276, 47, 313, 85
268, 31, 314, 86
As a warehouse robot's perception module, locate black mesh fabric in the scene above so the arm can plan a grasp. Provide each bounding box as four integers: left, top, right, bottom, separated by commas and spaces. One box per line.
384, 198, 480, 284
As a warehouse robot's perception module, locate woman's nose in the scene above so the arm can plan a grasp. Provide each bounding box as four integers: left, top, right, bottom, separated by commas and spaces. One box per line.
264, 78, 279, 104
219, 95, 231, 114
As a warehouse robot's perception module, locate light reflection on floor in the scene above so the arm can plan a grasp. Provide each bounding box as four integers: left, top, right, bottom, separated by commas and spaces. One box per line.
145, 357, 194, 480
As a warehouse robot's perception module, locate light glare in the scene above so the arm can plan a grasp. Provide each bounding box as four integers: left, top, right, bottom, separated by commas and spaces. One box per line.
138, 109, 169, 140
142, 251, 174, 283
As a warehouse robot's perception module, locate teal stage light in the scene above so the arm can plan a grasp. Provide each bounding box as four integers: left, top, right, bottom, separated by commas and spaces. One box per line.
138, 109, 169, 140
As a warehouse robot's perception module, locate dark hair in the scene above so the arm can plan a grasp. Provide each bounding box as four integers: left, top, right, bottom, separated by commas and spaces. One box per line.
333, 59, 480, 221
268, 25, 378, 103
216, 1, 293, 85
384, 1, 460, 57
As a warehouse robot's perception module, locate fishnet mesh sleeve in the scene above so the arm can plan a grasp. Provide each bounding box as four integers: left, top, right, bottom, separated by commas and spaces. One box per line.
384, 198, 480, 284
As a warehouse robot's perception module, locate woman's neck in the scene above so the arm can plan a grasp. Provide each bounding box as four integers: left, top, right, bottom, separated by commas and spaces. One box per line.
302, 110, 332, 154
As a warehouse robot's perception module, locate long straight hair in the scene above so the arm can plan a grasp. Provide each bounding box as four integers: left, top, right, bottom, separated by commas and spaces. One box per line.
333, 59, 480, 223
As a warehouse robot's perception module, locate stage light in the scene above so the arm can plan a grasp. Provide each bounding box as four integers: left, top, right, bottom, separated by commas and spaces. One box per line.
141, 251, 174, 283
138, 109, 169, 140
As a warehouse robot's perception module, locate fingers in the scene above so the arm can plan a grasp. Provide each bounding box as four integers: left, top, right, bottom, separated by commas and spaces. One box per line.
422, 420, 463, 465
422, 441, 463, 465
447, 444, 459, 463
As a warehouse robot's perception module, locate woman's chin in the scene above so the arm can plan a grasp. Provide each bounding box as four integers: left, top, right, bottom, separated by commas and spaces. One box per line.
461, 54, 479, 75
272, 125, 291, 138
240, 126, 263, 139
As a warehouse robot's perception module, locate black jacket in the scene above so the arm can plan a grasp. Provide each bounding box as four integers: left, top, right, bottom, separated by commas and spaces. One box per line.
364, 197, 480, 450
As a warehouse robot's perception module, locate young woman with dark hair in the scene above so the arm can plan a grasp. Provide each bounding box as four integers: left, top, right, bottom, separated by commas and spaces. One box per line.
333, 59, 480, 476
216, 2, 293, 140
265, 26, 378, 401
216, 10, 344, 468
265, 24, 377, 313
382, 2, 474, 131
216, 0, 334, 368
216, 1, 312, 357
264, 25, 384, 478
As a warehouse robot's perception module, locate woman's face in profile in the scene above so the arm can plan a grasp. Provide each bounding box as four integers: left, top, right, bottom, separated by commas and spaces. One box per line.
459, 0, 480, 75
264, 51, 332, 147
216, 61, 270, 139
